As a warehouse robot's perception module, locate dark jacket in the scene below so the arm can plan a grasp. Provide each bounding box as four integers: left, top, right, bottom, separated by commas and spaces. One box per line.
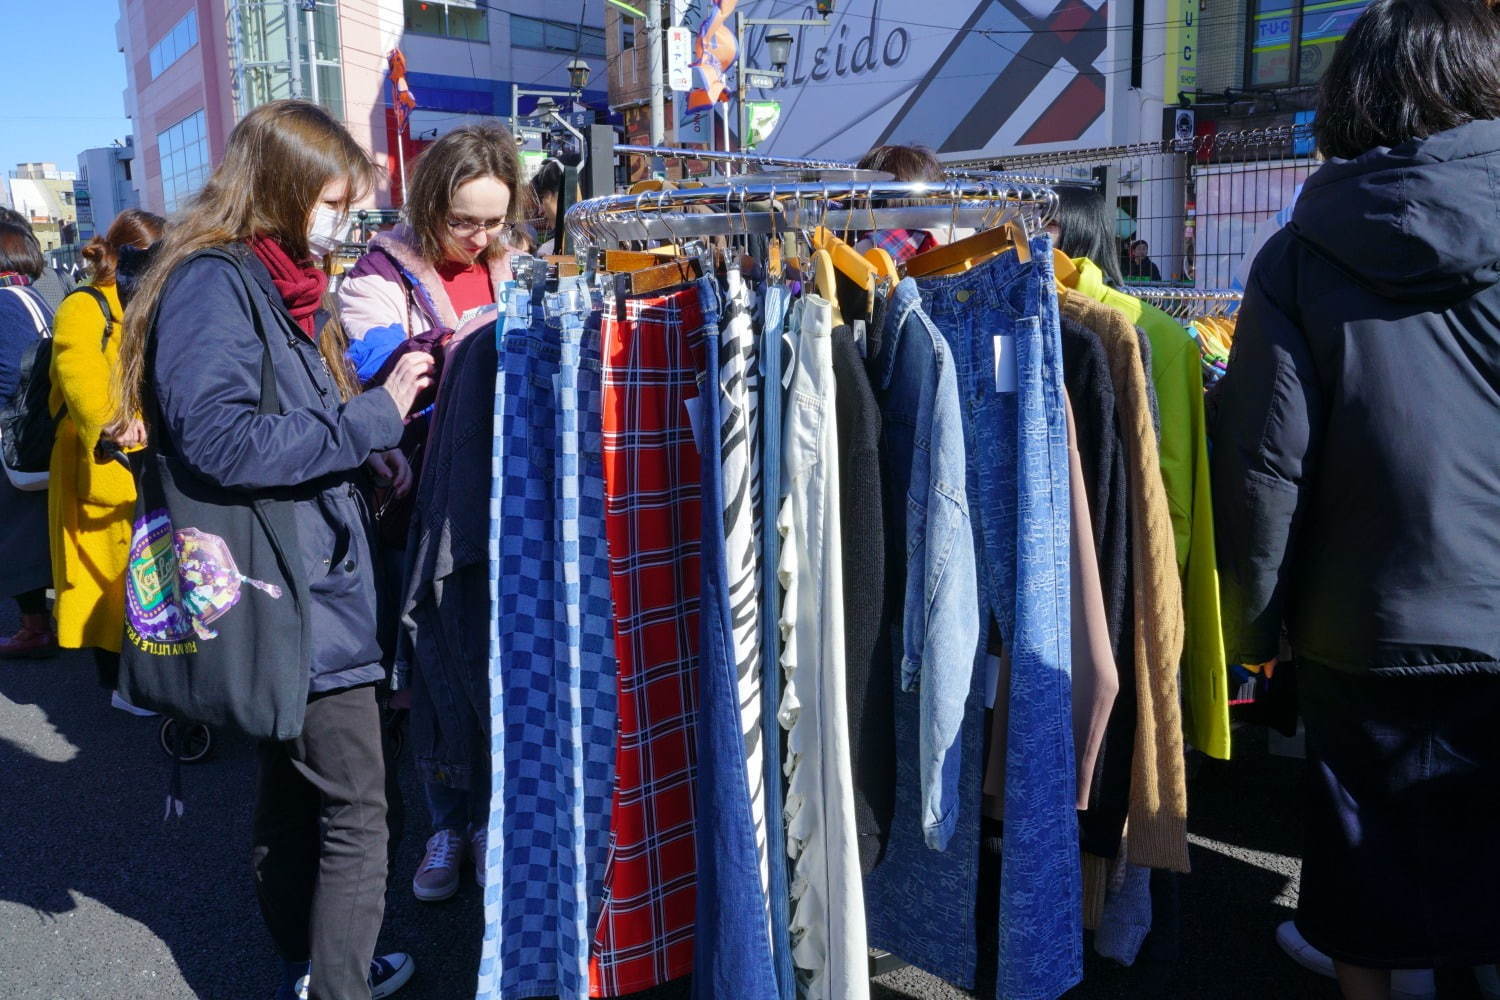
400, 321, 494, 788
831, 322, 895, 874
150, 244, 404, 692
1212, 119, 1500, 675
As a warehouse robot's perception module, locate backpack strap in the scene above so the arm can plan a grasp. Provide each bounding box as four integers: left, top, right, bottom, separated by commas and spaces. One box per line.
1, 284, 52, 337
69, 286, 115, 350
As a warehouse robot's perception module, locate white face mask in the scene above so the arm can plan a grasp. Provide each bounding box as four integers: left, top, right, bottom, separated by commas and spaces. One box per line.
307, 204, 348, 257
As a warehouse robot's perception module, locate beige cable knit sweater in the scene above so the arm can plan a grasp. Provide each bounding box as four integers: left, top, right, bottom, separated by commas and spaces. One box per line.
1061, 289, 1190, 875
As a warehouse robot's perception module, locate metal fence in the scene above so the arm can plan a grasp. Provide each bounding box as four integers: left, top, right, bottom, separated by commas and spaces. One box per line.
950, 124, 1318, 289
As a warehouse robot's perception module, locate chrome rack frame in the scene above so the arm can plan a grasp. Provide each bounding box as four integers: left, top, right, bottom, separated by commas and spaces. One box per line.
566, 177, 1060, 246
611, 143, 1093, 191
1129, 285, 1244, 301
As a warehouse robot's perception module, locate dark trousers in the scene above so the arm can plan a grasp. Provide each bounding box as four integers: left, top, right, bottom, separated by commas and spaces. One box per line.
253, 683, 389, 1000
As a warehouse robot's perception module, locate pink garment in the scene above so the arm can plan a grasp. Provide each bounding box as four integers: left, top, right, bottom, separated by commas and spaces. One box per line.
984, 391, 1119, 816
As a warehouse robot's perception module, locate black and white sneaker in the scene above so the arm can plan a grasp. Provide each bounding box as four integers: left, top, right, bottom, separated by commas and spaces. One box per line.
369, 953, 415, 999
293, 953, 415, 999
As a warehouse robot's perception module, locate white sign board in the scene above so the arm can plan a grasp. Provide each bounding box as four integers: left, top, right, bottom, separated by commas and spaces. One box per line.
736, 0, 1117, 160
667, 27, 694, 92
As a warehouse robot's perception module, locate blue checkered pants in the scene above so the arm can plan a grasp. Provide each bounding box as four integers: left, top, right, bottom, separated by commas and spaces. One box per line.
477, 279, 618, 1000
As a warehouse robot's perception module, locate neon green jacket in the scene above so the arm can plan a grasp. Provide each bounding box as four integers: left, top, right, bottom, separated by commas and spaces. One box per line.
1070, 258, 1231, 760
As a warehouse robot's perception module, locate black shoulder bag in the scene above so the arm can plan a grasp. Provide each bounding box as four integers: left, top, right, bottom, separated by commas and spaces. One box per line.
117, 248, 313, 742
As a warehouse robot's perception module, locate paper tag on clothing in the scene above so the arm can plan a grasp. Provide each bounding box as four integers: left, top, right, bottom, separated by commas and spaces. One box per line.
852, 319, 867, 358
683, 395, 707, 455
993, 334, 1017, 393
458, 305, 489, 328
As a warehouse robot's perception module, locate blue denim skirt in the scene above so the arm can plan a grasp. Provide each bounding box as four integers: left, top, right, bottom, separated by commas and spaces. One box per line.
1296, 660, 1500, 969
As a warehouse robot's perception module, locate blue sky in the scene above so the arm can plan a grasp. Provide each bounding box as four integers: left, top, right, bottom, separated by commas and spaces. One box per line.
0, 0, 133, 179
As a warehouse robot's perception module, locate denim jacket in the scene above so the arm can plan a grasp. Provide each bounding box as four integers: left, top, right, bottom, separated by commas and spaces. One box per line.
871, 278, 978, 849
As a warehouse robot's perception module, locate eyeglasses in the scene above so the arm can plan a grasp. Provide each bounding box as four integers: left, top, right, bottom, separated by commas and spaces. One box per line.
446, 217, 515, 240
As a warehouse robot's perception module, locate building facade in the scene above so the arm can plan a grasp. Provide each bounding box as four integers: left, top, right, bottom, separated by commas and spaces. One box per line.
117, 0, 609, 213
8, 164, 80, 252
76, 141, 142, 243
607, 0, 1187, 166
1194, 0, 1369, 127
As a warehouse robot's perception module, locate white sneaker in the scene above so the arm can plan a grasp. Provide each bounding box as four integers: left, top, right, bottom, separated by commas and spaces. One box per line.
471, 826, 487, 889
110, 691, 157, 717
1275, 922, 1436, 1000
412, 829, 465, 902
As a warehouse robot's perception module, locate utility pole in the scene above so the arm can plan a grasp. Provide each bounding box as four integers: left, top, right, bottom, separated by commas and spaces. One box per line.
300, 0, 320, 106
287, 0, 304, 104
648, 1, 665, 144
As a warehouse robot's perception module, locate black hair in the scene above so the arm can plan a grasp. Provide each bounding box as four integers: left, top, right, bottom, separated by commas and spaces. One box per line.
1052, 186, 1125, 286
529, 158, 565, 206
1316, 0, 1500, 160
0, 207, 29, 230
0, 222, 45, 279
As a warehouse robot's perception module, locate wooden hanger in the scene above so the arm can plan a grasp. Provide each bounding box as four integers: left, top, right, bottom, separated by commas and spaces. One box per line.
768, 236, 783, 281
615, 255, 704, 296
864, 246, 899, 284
813, 225, 879, 317
542, 254, 582, 277
599, 248, 681, 273
810, 248, 846, 326
903, 220, 1032, 278
812, 226, 881, 289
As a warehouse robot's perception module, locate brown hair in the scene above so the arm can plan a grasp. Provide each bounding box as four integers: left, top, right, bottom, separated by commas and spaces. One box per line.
81, 209, 166, 285
405, 121, 523, 265
110, 99, 376, 438
0, 222, 45, 279
856, 144, 944, 183
316, 292, 361, 403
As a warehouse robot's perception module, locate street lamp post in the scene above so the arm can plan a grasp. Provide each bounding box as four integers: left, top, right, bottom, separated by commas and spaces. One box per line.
735, 15, 829, 160
568, 56, 591, 100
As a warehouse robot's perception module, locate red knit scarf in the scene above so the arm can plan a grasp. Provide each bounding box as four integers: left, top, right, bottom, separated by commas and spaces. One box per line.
248, 235, 328, 338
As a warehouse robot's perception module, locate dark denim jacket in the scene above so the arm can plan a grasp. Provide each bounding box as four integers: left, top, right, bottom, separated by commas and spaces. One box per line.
151, 247, 403, 693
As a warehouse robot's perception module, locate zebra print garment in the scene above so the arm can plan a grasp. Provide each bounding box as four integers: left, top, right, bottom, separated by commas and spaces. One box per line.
717, 267, 771, 926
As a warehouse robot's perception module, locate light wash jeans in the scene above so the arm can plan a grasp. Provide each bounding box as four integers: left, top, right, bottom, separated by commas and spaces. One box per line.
921, 241, 1081, 1000
778, 295, 870, 1000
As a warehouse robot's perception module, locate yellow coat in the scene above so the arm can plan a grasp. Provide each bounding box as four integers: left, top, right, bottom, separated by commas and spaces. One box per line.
47, 283, 135, 652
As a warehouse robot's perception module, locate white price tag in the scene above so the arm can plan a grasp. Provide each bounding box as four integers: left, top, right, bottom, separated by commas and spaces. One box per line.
993, 334, 1017, 393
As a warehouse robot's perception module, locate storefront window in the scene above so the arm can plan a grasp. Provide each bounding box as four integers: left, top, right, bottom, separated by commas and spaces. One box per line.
1247, 0, 1368, 88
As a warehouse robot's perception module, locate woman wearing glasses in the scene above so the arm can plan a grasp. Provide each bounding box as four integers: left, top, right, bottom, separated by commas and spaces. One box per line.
337, 121, 523, 907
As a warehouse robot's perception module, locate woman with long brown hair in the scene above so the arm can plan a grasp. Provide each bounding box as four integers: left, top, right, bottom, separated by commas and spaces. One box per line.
337, 121, 522, 905
47, 208, 163, 703
111, 99, 431, 1000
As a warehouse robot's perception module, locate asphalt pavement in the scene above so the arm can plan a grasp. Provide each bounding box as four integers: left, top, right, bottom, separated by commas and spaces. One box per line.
0, 600, 1486, 1000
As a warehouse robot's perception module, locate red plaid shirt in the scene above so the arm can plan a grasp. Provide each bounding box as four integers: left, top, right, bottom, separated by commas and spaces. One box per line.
868, 227, 941, 263
590, 285, 709, 996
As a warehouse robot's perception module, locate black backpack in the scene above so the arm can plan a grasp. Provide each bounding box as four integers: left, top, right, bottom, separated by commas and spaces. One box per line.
1, 286, 113, 474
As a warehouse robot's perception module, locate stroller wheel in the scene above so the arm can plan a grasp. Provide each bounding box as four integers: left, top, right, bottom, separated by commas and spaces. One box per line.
159, 718, 213, 763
